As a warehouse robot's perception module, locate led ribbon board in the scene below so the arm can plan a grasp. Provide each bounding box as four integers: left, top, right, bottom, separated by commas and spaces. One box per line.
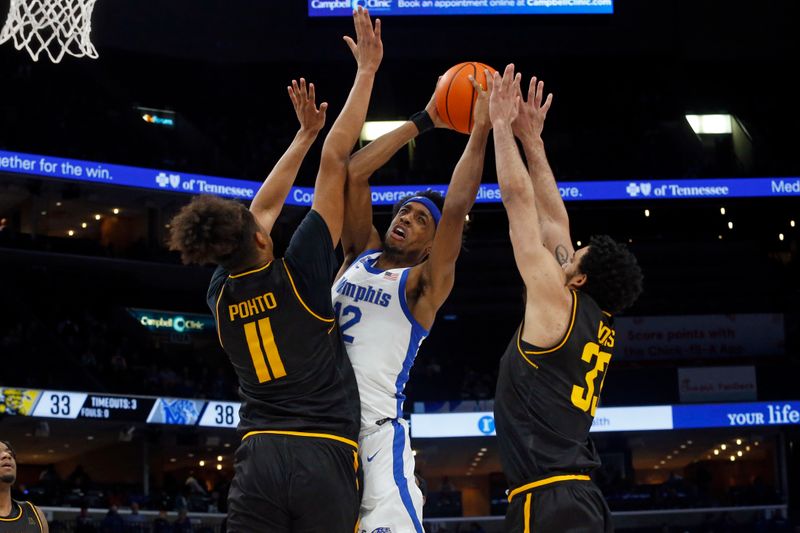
308, 0, 614, 17
2, 387, 798, 433
1, 149, 798, 205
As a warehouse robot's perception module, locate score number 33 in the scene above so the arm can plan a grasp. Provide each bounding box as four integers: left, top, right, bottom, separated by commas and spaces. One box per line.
570, 341, 611, 416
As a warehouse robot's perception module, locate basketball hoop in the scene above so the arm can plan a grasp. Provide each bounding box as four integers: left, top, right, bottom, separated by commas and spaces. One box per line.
1, 0, 99, 63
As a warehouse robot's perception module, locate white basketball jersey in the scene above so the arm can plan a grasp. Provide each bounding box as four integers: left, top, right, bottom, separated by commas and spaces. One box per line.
332, 250, 428, 430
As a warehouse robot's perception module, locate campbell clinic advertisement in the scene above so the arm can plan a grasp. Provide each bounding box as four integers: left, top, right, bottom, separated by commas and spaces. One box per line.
614, 314, 784, 360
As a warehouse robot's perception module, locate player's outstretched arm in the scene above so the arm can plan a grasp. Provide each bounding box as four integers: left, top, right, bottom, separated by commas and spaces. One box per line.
512, 76, 574, 265
342, 91, 446, 266
491, 65, 564, 297
249, 78, 327, 234
412, 74, 491, 326
312, 7, 383, 245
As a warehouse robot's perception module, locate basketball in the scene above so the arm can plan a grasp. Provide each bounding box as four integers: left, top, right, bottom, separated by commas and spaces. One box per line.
435, 62, 497, 134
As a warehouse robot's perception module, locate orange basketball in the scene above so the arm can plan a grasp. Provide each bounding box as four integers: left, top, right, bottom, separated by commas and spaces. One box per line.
435, 62, 497, 134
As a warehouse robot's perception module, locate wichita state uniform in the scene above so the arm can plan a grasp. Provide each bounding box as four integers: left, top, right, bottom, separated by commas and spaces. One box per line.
0, 500, 44, 533
495, 290, 615, 533
208, 210, 361, 533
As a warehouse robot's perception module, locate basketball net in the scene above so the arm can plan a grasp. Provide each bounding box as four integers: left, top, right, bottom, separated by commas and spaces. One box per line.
0, 0, 98, 63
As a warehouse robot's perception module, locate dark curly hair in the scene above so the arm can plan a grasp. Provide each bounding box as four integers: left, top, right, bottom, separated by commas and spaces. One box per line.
0, 440, 14, 459
168, 195, 260, 271
391, 190, 445, 219
578, 235, 643, 314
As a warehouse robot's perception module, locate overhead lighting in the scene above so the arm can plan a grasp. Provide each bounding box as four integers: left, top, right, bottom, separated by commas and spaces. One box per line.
466, 471, 472, 476
170, 458, 177, 463
746, 446, 751, 451
41, 210, 47, 216
779, 233, 785, 241
217, 455, 223, 462
94, 214, 102, 220
730, 455, 735, 461
576, 240, 582, 246
56, 201, 62, 207
644, 209, 650, 217
67, 230, 75, 236
720, 207, 726, 215
666, 455, 672, 459
680, 444, 686, 449
721, 444, 727, 450
188, 453, 195, 458
687, 440, 693, 445
224, 443, 231, 448
654, 465, 659, 469
737, 451, 743, 457
81, 222, 88, 228
728, 221, 733, 230
713, 449, 719, 455
736, 439, 742, 445
471, 462, 478, 467
718, 235, 723, 240
87, 435, 94, 441
113, 208, 120, 215
199, 460, 205, 467
755, 441, 760, 446
791, 220, 796, 228
360, 121, 406, 142
480, 448, 487, 452
477, 451, 485, 456
686, 114, 733, 135
216, 464, 223, 471
660, 460, 665, 465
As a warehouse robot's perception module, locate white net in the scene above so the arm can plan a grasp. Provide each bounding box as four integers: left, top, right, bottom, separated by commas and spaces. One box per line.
0, 0, 98, 63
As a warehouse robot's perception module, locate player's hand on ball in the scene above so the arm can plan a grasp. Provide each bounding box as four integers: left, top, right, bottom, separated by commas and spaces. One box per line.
489, 63, 522, 127
512, 76, 553, 143
344, 7, 383, 74
424, 78, 449, 129
469, 69, 492, 131
288, 78, 328, 136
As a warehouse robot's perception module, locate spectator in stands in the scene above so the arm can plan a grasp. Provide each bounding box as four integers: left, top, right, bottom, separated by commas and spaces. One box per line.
100, 505, 124, 533
173, 509, 193, 532
152, 510, 171, 533
75, 506, 96, 533
184, 472, 205, 495
124, 501, 147, 531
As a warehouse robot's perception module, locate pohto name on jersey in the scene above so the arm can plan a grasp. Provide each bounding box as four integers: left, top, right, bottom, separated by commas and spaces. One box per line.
334, 278, 392, 307
228, 293, 278, 322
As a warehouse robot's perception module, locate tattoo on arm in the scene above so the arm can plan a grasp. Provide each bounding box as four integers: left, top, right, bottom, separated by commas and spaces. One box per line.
555, 244, 569, 266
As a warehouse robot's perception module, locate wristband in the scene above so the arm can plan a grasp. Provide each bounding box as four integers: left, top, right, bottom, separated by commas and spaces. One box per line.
409, 110, 435, 134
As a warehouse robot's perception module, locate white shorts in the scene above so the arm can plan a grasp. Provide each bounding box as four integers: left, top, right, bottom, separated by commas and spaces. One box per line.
358, 418, 424, 533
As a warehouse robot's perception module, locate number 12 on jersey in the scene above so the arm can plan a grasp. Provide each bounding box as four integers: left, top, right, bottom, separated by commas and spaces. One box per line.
333, 302, 362, 343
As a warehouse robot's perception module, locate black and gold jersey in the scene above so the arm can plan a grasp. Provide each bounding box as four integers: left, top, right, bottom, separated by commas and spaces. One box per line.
207, 210, 360, 444
494, 290, 615, 489
0, 500, 44, 533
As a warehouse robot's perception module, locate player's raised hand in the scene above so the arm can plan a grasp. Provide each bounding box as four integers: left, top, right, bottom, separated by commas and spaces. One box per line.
489, 63, 522, 127
424, 76, 449, 129
469, 69, 493, 131
343, 7, 383, 74
512, 76, 553, 142
288, 78, 328, 136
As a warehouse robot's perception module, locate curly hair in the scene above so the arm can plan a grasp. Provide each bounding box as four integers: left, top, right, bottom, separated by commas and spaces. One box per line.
578, 235, 643, 315
0, 440, 14, 459
391, 190, 445, 219
168, 195, 259, 271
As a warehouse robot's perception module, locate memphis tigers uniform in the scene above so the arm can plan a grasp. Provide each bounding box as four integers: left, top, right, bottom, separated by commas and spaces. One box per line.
332, 250, 427, 533
208, 210, 361, 533
495, 290, 615, 533
0, 501, 44, 533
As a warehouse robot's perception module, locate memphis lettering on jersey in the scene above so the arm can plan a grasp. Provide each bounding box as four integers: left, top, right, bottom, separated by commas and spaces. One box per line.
334, 278, 392, 307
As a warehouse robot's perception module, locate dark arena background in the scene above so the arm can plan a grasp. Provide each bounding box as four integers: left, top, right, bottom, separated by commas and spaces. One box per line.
1, 0, 799, 531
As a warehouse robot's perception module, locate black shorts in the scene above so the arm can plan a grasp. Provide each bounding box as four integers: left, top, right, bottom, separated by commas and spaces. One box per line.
226, 433, 362, 533
504, 480, 613, 533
